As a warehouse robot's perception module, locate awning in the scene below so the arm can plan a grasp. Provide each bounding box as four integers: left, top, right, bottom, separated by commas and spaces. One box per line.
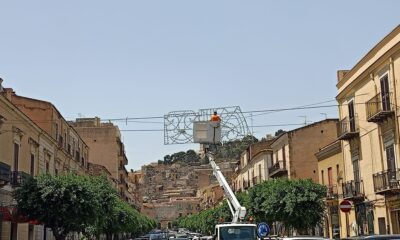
0, 207, 12, 221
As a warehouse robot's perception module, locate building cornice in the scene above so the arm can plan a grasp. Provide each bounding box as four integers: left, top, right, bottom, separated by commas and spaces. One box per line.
337, 25, 400, 97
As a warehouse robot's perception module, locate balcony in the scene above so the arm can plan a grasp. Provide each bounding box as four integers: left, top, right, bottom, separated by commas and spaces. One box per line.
268, 160, 287, 178
10, 171, 31, 187
373, 169, 400, 194
342, 180, 364, 200
366, 92, 394, 123
326, 185, 338, 200
337, 116, 359, 140
0, 162, 11, 184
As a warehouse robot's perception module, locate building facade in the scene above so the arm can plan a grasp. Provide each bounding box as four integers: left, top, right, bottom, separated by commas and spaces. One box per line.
1, 88, 89, 175
336, 25, 400, 236
268, 119, 339, 182
233, 140, 273, 192
316, 141, 347, 239
0, 87, 81, 240
70, 117, 133, 203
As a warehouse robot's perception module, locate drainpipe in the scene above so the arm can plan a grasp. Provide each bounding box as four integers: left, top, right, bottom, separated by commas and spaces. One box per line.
389, 57, 398, 234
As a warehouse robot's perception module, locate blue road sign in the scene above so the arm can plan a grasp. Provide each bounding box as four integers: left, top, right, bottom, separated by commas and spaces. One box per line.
257, 222, 270, 238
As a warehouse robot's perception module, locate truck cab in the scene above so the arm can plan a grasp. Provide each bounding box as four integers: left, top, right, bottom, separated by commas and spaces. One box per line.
214, 223, 257, 240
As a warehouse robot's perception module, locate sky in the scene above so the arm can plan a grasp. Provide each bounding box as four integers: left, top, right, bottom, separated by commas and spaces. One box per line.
0, 1, 399, 170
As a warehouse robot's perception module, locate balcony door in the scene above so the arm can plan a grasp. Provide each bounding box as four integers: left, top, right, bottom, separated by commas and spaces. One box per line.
380, 74, 391, 111
386, 144, 396, 184
348, 100, 356, 132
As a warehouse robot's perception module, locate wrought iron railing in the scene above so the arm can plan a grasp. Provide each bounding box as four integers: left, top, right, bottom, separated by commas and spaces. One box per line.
342, 180, 364, 199
326, 185, 338, 199
366, 92, 394, 122
268, 160, 286, 175
337, 116, 359, 140
373, 169, 400, 193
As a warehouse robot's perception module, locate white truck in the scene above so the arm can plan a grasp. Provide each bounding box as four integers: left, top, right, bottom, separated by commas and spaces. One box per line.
208, 155, 258, 240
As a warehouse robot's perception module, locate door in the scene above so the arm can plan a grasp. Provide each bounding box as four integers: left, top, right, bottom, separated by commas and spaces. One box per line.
348, 101, 356, 132
381, 74, 391, 111
386, 144, 396, 186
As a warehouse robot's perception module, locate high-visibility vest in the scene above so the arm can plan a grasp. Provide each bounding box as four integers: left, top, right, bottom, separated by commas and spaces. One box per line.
211, 114, 221, 122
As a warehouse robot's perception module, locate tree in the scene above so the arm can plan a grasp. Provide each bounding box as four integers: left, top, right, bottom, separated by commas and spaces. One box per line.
185, 149, 200, 162
14, 174, 116, 240
248, 178, 326, 233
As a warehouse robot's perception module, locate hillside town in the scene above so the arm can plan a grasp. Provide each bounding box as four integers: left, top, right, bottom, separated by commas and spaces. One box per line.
0, 12, 400, 240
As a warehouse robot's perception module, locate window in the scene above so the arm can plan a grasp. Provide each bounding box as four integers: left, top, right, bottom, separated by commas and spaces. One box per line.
30, 154, 35, 176
321, 170, 324, 185
336, 164, 340, 181
348, 100, 356, 132
380, 74, 391, 111
328, 167, 333, 186
13, 143, 19, 171
55, 123, 59, 140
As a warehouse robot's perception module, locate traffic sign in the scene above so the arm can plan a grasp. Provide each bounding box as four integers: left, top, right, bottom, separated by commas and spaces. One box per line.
340, 200, 352, 213
257, 222, 270, 238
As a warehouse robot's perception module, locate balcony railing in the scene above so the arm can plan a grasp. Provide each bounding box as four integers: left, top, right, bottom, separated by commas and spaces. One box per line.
10, 171, 31, 187
342, 180, 364, 200
373, 169, 400, 194
337, 116, 359, 140
268, 160, 287, 177
366, 92, 394, 123
0, 162, 11, 183
326, 185, 338, 200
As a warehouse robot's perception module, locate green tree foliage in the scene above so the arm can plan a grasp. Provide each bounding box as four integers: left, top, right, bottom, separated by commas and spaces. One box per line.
215, 135, 258, 159
248, 178, 326, 232
174, 201, 232, 235
162, 150, 200, 165
176, 179, 326, 235
14, 174, 114, 240
14, 174, 156, 240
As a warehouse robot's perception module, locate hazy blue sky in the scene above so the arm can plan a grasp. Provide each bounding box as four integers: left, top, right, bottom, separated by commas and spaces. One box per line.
1, 1, 399, 170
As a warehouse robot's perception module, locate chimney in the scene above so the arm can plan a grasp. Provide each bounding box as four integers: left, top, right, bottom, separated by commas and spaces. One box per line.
266, 134, 273, 140
3, 88, 15, 101
337, 70, 350, 82
0, 78, 3, 92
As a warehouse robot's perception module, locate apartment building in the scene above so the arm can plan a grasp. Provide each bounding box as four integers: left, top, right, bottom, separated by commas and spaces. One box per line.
0, 86, 78, 240
1, 88, 89, 175
316, 141, 345, 239
336, 25, 400, 236
268, 119, 338, 182
233, 140, 274, 192
70, 117, 133, 203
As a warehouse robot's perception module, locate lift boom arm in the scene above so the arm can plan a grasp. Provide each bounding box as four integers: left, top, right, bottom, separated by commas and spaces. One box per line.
209, 155, 246, 223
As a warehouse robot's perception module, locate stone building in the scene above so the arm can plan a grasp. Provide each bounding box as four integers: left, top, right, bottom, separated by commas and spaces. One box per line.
336, 25, 400, 236
268, 119, 338, 182
70, 117, 133, 204
0, 84, 86, 240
